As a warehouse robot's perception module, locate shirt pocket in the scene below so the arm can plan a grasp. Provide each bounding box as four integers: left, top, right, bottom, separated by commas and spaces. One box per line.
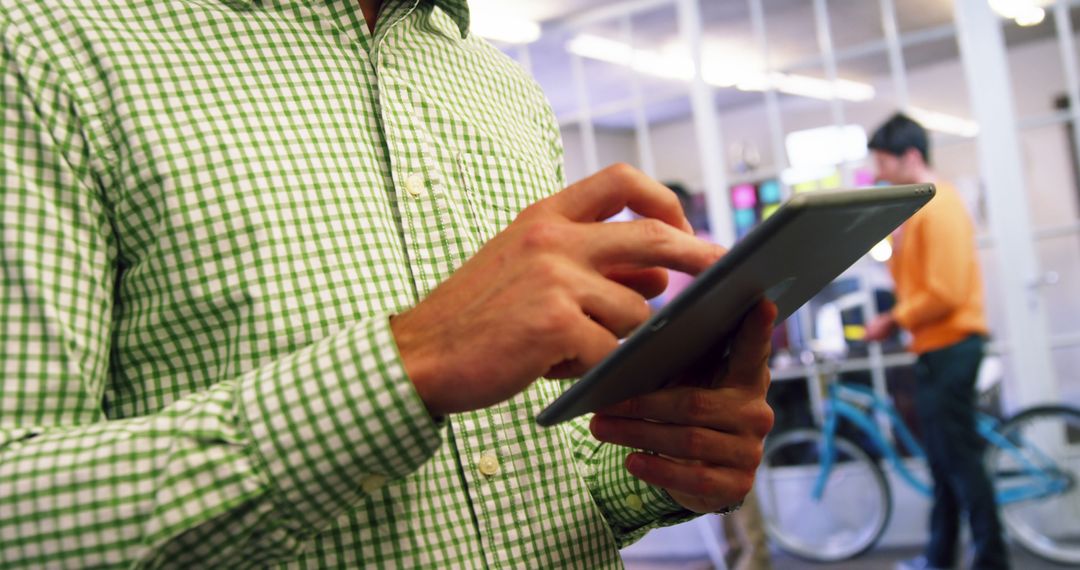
456, 150, 560, 242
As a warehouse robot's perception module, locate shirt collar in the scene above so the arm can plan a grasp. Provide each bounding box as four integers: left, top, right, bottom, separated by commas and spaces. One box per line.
220, 0, 471, 40
430, 0, 470, 39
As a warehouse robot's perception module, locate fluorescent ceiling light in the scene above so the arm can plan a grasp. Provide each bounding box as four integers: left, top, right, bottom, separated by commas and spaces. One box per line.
1014, 6, 1045, 26
470, 5, 541, 44
785, 124, 869, 169
740, 73, 876, 103
907, 106, 980, 138
565, 34, 693, 81
566, 33, 875, 103
989, 0, 1048, 27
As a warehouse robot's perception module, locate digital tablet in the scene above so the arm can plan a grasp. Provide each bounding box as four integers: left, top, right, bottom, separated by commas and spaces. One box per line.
535, 183, 935, 427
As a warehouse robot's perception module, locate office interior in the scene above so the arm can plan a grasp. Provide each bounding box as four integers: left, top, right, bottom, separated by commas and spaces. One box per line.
473, 0, 1080, 567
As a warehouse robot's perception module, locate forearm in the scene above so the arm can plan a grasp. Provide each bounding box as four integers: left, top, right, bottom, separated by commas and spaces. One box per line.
0, 317, 443, 569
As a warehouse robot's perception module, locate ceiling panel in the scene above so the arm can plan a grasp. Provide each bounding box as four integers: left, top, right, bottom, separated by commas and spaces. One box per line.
507, 0, 1074, 129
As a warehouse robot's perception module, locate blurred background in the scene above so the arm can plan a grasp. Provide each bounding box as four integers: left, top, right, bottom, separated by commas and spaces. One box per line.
469, 0, 1080, 567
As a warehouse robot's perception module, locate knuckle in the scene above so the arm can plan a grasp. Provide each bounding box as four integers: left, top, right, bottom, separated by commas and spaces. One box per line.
533, 255, 569, 288
750, 401, 775, 437
606, 162, 640, 182
683, 428, 710, 458
684, 390, 714, 420
638, 218, 671, 244
536, 297, 574, 335
521, 220, 562, 252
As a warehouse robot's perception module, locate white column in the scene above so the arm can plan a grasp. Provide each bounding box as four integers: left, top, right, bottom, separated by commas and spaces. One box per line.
879, 0, 910, 110
622, 15, 657, 178
1053, 1, 1080, 178
748, 0, 788, 186
677, 0, 735, 245
570, 53, 599, 175
953, 0, 1060, 407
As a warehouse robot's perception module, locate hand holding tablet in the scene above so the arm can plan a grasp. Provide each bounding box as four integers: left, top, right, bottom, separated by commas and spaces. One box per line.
537, 184, 935, 426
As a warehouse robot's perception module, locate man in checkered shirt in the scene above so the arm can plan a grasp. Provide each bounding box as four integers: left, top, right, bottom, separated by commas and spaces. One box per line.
0, 0, 775, 567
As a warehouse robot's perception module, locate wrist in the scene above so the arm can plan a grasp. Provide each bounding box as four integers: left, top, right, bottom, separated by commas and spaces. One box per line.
390, 312, 446, 417
884, 311, 898, 329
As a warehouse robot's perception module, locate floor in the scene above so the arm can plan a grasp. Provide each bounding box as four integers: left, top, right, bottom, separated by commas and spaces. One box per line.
623, 545, 1071, 570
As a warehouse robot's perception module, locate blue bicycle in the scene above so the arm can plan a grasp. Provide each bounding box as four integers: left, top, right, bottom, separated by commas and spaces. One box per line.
755, 372, 1080, 564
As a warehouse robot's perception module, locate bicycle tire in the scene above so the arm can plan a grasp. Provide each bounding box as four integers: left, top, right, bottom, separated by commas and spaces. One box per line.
987, 404, 1080, 565
756, 428, 892, 562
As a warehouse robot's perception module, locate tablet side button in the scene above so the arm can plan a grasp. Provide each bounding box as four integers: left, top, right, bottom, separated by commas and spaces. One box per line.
649, 318, 668, 332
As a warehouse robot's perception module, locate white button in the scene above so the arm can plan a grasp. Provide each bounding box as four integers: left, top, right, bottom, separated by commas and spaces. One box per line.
405, 173, 424, 197
360, 474, 387, 493
624, 493, 644, 511
477, 451, 500, 477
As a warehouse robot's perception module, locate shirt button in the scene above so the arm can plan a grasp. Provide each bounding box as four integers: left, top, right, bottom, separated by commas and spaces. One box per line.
477, 451, 500, 477
624, 493, 644, 511
405, 173, 425, 197
361, 474, 387, 493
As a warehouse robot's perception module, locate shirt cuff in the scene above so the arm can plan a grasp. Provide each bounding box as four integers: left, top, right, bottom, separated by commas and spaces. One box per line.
585, 444, 697, 547
239, 316, 444, 535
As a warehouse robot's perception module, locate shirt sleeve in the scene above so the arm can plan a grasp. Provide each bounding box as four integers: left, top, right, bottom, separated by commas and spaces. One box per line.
891, 202, 975, 331
0, 19, 442, 569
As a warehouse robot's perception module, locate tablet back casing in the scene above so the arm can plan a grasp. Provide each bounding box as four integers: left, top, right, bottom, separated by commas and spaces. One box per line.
535, 184, 935, 427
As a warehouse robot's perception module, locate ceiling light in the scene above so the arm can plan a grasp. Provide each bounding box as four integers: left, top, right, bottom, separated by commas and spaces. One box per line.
470, 6, 541, 44
565, 34, 693, 80
566, 33, 875, 103
785, 124, 869, 169
1014, 6, 1045, 26
907, 107, 980, 138
988, 0, 1048, 27
741, 72, 875, 102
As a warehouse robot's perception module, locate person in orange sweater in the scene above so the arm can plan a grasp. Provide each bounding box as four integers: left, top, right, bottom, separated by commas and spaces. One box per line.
864, 114, 1009, 570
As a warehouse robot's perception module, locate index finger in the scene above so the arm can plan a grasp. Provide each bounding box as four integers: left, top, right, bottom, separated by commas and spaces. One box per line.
552, 163, 693, 233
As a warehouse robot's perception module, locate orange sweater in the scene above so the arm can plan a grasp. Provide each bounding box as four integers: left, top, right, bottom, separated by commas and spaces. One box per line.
888, 182, 989, 354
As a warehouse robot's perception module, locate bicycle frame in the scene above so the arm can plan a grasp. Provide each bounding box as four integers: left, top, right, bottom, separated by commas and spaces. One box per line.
981, 416, 1073, 504
810, 381, 1068, 505
813, 382, 931, 499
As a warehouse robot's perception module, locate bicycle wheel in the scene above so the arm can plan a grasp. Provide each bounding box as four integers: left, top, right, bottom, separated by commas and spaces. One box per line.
756, 429, 892, 562
987, 405, 1080, 565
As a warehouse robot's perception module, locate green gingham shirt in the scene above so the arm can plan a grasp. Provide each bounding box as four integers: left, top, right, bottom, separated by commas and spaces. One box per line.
0, 0, 696, 567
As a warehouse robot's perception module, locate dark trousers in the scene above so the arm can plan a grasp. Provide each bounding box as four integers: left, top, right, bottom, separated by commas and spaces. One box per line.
915, 336, 1009, 570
